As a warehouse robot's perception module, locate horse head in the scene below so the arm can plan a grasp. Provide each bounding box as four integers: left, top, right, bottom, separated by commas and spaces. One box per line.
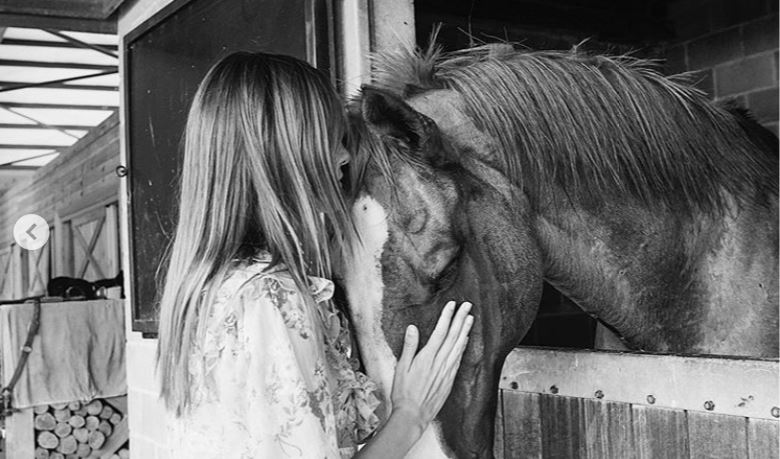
342, 86, 543, 458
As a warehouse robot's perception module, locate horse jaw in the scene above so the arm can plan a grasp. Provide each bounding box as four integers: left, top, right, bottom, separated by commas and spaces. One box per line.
343, 194, 452, 458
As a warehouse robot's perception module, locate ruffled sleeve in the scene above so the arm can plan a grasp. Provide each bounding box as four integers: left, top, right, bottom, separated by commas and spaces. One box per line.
311, 283, 382, 449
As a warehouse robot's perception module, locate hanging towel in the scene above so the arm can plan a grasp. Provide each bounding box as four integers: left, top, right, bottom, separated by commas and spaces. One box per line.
0, 299, 126, 408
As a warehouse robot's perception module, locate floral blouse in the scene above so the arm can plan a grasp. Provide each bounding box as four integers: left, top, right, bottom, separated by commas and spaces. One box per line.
167, 255, 381, 458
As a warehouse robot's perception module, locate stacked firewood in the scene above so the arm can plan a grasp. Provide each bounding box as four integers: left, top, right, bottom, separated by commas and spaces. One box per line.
32, 398, 127, 458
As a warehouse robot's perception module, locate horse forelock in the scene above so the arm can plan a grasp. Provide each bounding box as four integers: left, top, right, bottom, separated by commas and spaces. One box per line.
346, 108, 434, 202
369, 39, 779, 216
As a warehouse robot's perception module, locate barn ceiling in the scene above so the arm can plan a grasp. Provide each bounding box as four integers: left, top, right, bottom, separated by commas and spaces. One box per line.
0, 0, 122, 191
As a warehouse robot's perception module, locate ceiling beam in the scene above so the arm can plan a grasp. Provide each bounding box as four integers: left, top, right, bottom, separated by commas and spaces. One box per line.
0, 80, 117, 91
0, 59, 116, 71
0, 123, 92, 130
0, 165, 37, 171
0, 102, 117, 111
0, 0, 126, 20
0, 105, 81, 138
43, 29, 118, 58
0, 151, 58, 167
0, 13, 116, 34
0, 69, 118, 93
0, 38, 118, 51
0, 144, 62, 149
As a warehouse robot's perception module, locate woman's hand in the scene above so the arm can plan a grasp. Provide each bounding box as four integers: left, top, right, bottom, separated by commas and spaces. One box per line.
390, 301, 474, 433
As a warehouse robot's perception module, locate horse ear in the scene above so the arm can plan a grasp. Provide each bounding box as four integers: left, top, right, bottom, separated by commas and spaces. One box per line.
360, 85, 438, 153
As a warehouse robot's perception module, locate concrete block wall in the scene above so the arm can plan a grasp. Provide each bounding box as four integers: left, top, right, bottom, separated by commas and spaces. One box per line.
125, 337, 169, 457
664, 0, 779, 134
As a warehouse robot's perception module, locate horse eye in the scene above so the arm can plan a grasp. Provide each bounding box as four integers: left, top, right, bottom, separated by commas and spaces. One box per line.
405, 209, 429, 234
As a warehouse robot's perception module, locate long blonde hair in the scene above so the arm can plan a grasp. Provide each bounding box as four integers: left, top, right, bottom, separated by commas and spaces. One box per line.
157, 52, 355, 415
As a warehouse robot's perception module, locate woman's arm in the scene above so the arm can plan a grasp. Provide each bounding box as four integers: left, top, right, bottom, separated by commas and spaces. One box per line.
356, 301, 474, 458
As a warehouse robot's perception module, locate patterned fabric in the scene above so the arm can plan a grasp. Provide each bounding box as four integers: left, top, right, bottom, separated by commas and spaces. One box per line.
167, 255, 381, 458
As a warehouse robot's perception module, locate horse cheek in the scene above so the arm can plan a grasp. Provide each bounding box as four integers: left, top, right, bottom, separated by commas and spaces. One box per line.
435, 197, 543, 458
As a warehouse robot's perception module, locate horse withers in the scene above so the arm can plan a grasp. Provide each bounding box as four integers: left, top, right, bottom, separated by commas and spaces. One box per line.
341, 43, 779, 459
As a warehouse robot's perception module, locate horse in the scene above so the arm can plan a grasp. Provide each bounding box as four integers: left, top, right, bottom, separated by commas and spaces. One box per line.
339, 42, 779, 459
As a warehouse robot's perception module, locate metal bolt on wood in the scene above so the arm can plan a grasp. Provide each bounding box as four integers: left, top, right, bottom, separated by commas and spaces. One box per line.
509, 381, 518, 390
704, 400, 715, 411
646, 395, 656, 404
550, 385, 559, 394
771, 407, 780, 418
594, 390, 604, 399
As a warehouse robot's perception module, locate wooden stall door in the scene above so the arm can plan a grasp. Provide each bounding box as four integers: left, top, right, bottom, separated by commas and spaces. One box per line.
0, 247, 13, 299
68, 203, 120, 282
25, 237, 51, 297
0, 245, 25, 300
496, 348, 779, 459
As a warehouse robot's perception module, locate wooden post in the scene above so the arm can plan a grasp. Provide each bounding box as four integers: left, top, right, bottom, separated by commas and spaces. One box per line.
53, 212, 64, 277
339, 0, 371, 96
11, 244, 24, 298
369, 0, 415, 53
105, 203, 120, 278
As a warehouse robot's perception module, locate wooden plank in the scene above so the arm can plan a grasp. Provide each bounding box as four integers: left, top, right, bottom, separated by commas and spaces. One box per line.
502, 391, 542, 458
0, 39, 118, 51
0, 143, 65, 150
0, 122, 104, 129
632, 405, 689, 459
105, 203, 120, 277
688, 411, 748, 459
501, 347, 779, 420
0, 247, 11, 295
0, 0, 106, 19
0, 12, 116, 33
0, 101, 117, 111
0, 0, 124, 19
747, 418, 779, 459
583, 399, 634, 458
11, 244, 22, 298
541, 394, 586, 458
494, 390, 504, 459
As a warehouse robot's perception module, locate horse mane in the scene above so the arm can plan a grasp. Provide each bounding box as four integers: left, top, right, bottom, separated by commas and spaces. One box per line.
366, 40, 778, 214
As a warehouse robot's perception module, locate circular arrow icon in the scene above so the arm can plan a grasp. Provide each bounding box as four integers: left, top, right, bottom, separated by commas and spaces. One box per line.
13, 214, 49, 251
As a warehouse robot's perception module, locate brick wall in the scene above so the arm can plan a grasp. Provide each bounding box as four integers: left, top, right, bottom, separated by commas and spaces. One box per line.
664, 0, 779, 134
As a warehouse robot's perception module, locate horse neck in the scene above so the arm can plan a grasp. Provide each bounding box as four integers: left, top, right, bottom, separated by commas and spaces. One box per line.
533, 189, 779, 357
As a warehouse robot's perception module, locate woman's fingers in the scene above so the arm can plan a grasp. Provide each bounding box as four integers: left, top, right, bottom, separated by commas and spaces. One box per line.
445, 315, 473, 367
397, 324, 419, 373
435, 302, 472, 362
425, 301, 456, 351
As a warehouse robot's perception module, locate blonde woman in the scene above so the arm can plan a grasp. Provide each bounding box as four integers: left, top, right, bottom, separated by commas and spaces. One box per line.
157, 52, 473, 458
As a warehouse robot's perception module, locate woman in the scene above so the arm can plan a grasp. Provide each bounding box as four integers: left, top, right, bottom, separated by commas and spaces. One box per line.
157, 52, 474, 458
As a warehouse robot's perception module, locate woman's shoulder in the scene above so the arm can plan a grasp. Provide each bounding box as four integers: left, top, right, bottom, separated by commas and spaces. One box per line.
218, 254, 335, 305
216, 258, 288, 303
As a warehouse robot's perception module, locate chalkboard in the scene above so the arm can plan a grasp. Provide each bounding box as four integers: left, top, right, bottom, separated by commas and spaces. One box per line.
125, 0, 334, 335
